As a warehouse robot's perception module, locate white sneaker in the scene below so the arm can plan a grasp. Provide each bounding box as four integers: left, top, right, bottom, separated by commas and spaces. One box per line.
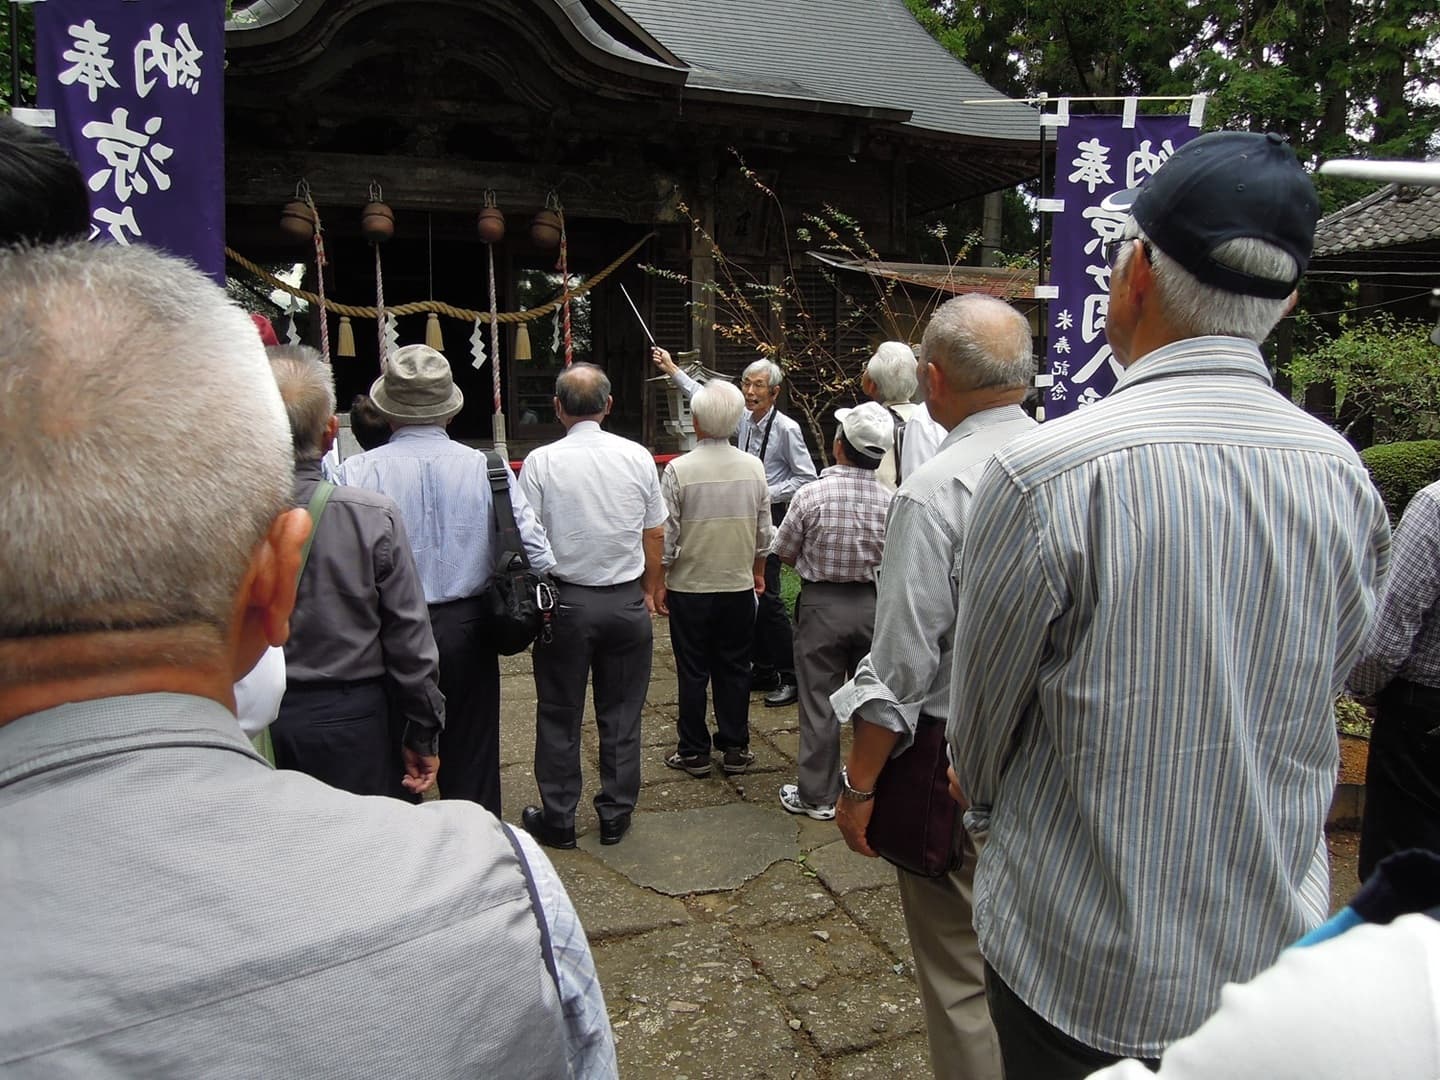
779, 783, 836, 820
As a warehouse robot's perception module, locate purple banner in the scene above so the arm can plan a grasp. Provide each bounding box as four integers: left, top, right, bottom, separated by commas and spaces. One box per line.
1044, 114, 1196, 417
35, 1, 226, 282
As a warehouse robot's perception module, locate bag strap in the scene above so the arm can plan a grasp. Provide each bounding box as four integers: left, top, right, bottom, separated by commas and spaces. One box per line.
887, 407, 908, 486
483, 450, 530, 571
296, 479, 335, 583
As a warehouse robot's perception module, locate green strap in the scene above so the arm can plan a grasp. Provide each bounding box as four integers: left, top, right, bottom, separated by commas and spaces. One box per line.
297, 480, 335, 583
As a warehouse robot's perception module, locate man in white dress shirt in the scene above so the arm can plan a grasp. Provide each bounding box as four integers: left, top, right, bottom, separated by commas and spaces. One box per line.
518, 363, 666, 848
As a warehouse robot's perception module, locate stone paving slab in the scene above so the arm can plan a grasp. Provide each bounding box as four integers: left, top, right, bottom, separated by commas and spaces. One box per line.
840, 881, 915, 968
788, 971, 927, 1056
546, 848, 691, 940
725, 861, 838, 930
594, 923, 811, 1079
744, 912, 895, 994
590, 803, 800, 895
830, 1036, 933, 1078
803, 838, 901, 896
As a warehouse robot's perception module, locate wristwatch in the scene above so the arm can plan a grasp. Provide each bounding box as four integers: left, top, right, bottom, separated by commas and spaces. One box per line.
840, 765, 875, 803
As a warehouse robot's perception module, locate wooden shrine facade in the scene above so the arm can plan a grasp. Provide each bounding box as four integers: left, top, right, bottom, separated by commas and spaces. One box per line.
224, 0, 1039, 451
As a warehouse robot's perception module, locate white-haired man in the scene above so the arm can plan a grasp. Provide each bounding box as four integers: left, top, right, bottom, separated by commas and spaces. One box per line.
656, 379, 773, 778
652, 348, 817, 708
861, 340, 945, 491
518, 362, 666, 849
338, 345, 555, 817
831, 295, 1037, 1079
948, 132, 1391, 1077
267, 345, 442, 799
0, 243, 614, 1076
772, 401, 893, 821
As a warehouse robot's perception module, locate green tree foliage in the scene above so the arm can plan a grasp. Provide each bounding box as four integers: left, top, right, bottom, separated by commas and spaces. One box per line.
905, 0, 1439, 211
1285, 314, 1440, 441
0, 4, 38, 110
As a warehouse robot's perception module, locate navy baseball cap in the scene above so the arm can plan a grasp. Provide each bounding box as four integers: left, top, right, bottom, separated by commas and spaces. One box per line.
1111, 131, 1319, 299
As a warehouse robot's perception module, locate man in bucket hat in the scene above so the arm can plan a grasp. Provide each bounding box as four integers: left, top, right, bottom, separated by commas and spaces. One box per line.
946, 132, 1391, 1077
339, 345, 554, 815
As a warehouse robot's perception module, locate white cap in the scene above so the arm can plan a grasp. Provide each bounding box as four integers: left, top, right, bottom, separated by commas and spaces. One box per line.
834, 401, 894, 461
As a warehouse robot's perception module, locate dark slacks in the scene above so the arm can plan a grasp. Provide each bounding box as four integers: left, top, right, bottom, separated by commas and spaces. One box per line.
1360, 677, 1440, 880
668, 588, 756, 755
532, 579, 653, 831
985, 963, 1157, 1079
794, 580, 876, 806
429, 596, 502, 815
271, 678, 393, 797
752, 503, 795, 683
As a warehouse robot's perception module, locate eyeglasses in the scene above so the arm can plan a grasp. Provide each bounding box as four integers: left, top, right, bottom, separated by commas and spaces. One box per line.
1104, 237, 1152, 269
740, 378, 773, 391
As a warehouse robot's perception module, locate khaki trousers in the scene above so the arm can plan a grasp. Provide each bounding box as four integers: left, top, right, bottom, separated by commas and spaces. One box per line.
896, 830, 1002, 1080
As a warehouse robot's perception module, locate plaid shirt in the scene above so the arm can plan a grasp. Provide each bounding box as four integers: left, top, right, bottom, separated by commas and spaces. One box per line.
771, 464, 891, 582
1349, 479, 1440, 696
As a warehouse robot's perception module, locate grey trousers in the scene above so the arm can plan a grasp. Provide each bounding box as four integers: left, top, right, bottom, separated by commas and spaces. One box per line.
896, 831, 1003, 1080
794, 580, 876, 806
531, 578, 652, 830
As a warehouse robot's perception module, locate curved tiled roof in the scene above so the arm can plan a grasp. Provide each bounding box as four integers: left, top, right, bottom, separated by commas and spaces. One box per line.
230, 0, 1037, 144
1313, 181, 1440, 258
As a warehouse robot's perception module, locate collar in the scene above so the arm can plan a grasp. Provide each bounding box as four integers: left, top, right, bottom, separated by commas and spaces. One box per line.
744, 405, 777, 427
821, 463, 879, 479
0, 692, 262, 789
1113, 336, 1273, 395
295, 458, 325, 481
937, 403, 1029, 452
388, 424, 450, 442
565, 420, 603, 437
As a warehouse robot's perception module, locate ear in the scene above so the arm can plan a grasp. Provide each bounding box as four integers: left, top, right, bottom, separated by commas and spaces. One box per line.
604, 395, 614, 418
243, 507, 311, 647
322, 415, 340, 453
925, 359, 944, 401
1283, 290, 1299, 316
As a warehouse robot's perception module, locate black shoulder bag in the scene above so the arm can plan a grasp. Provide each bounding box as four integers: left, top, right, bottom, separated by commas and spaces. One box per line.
481, 451, 557, 655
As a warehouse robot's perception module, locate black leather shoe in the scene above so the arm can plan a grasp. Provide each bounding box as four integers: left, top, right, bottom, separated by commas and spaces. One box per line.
764, 681, 798, 708
599, 812, 632, 846
750, 670, 781, 693
521, 805, 576, 850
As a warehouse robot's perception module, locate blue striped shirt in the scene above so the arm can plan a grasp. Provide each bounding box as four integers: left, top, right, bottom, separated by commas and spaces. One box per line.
947, 336, 1390, 1056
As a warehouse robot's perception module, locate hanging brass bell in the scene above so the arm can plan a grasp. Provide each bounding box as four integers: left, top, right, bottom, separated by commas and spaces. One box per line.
280, 200, 315, 242
477, 191, 505, 244
529, 208, 562, 250
361, 201, 395, 243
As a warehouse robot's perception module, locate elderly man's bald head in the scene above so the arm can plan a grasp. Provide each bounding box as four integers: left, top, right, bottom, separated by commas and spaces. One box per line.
0, 243, 292, 646
920, 294, 1034, 392
554, 362, 612, 420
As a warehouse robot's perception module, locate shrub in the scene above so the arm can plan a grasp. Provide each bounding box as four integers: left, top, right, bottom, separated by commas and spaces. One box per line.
1360, 440, 1440, 523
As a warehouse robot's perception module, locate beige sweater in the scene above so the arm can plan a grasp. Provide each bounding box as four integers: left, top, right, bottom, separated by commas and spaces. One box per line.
661, 440, 773, 593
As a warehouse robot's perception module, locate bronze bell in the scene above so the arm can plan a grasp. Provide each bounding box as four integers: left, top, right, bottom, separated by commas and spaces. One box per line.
361, 200, 395, 243
280, 199, 316, 242
530, 207, 562, 250
477, 205, 506, 245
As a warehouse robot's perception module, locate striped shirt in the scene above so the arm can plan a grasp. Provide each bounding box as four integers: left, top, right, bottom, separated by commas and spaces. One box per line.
771, 464, 891, 583
1349, 480, 1440, 695
947, 336, 1391, 1056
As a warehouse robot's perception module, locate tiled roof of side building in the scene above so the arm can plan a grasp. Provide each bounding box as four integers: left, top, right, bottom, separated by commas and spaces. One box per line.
593, 0, 1039, 143
1313, 180, 1440, 258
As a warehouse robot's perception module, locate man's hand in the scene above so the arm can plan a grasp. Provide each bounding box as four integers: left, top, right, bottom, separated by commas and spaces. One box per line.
402, 747, 439, 795
753, 571, 766, 595
651, 584, 669, 616
837, 793, 879, 858
946, 765, 968, 811
651, 346, 678, 376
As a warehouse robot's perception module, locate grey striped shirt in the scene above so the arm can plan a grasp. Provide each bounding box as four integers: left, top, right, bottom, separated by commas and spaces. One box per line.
947, 337, 1390, 1056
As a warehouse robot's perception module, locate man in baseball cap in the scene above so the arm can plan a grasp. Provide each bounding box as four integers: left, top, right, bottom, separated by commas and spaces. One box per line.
771, 400, 895, 820
946, 132, 1390, 1077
